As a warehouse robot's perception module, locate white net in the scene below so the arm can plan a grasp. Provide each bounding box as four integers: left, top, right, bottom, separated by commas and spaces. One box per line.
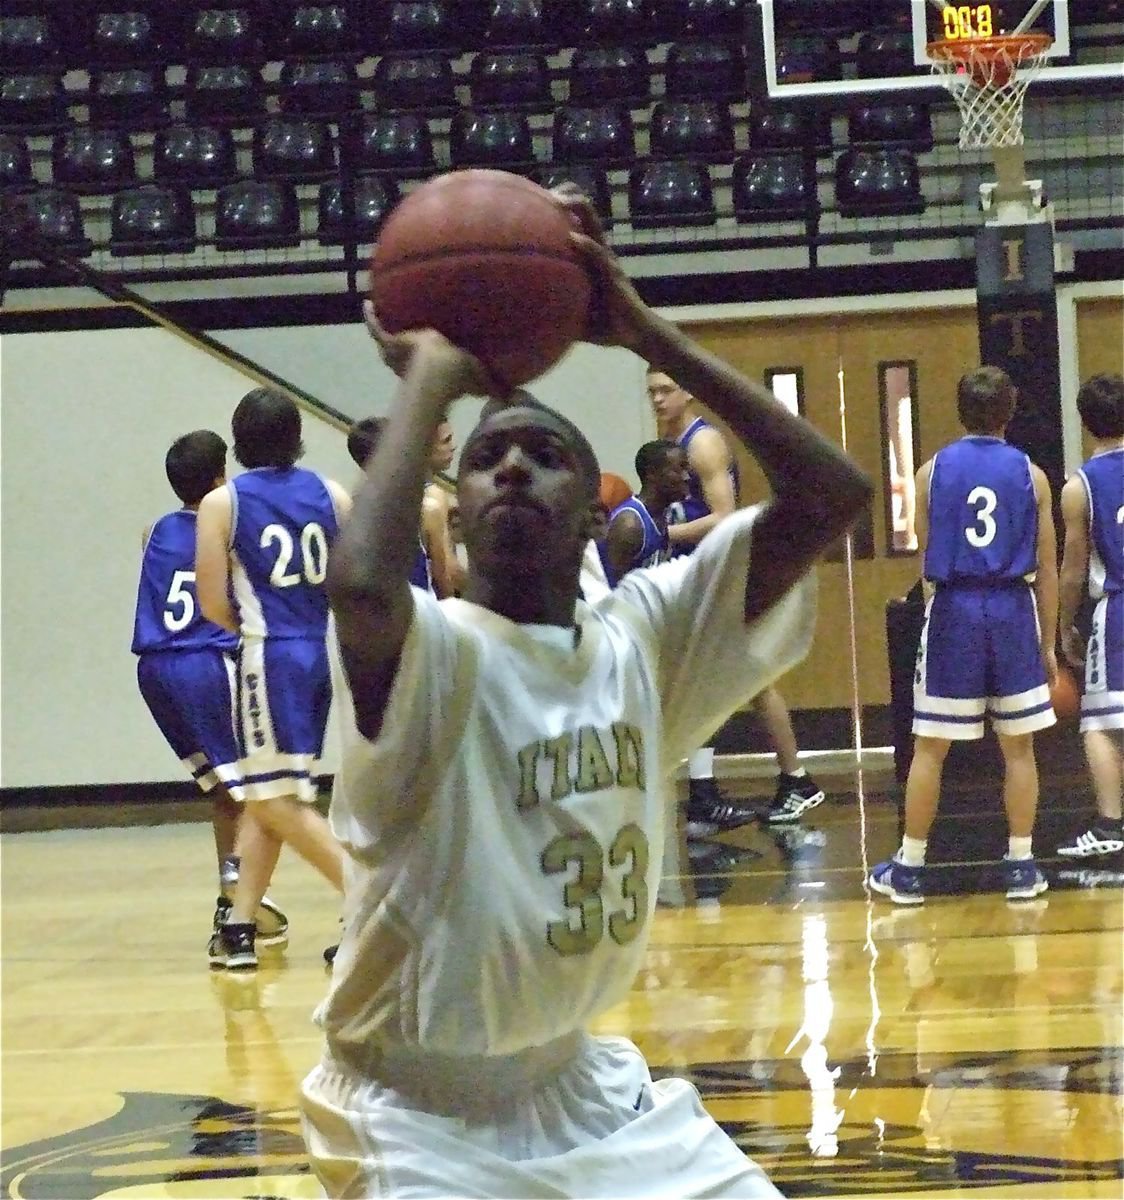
929, 36, 1052, 149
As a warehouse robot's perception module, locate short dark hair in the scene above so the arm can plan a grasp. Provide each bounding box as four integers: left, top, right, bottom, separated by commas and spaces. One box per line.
347, 416, 386, 467
634, 439, 678, 483
1076, 373, 1124, 440
468, 393, 600, 496
165, 429, 227, 505
231, 387, 304, 468
957, 366, 1017, 434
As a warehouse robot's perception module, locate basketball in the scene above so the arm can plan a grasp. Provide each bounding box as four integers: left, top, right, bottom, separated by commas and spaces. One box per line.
369, 169, 592, 388
599, 472, 633, 512
1050, 665, 1081, 721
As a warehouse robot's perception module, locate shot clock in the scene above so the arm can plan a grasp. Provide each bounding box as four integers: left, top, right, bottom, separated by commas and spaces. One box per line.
925, 2, 1057, 44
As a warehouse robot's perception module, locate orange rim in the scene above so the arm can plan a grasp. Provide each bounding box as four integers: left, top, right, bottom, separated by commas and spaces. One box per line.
927, 32, 1053, 68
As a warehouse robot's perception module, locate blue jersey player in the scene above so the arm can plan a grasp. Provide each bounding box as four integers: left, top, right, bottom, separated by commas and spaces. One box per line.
132, 430, 288, 951
648, 368, 826, 829
196, 388, 350, 970
600, 440, 686, 586
1056, 374, 1124, 860
871, 366, 1059, 905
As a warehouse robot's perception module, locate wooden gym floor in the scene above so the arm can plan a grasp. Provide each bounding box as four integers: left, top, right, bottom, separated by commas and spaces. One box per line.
2, 769, 1122, 1199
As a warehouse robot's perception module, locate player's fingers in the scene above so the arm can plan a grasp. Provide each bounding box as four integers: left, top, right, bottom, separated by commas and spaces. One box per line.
553, 187, 604, 241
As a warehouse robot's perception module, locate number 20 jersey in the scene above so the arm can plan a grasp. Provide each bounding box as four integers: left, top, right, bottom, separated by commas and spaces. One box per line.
924, 436, 1037, 584
132, 509, 236, 654
229, 466, 339, 639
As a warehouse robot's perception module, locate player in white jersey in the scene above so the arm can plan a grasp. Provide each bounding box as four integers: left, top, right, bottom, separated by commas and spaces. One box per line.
1056, 374, 1124, 859
300, 186, 872, 1198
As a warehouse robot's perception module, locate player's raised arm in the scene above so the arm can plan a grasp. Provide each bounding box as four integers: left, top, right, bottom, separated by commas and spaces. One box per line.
560, 188, 871, 621
327, 305, 499, 729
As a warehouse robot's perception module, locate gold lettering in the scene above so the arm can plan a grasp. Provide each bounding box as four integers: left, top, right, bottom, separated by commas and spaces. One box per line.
575, 725, 615, 793
514, 742, 541, 810
1002, 237, 1024, 282
611, 722, 646, 789
541, 732, 574, 801
987, 308, 1042, 357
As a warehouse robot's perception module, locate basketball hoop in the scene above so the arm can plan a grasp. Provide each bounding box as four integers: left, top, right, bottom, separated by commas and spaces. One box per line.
927, 33, 1052, 149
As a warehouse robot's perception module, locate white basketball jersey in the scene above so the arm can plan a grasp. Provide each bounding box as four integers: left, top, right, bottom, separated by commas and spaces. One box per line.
319, 507, 816, 1071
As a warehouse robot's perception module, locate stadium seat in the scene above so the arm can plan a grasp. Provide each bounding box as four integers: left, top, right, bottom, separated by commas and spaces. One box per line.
89, 69, 166, 125
154, 123, 237, 186
317, 174, 400, 246
253, 118, 335, 180
214, 179, 301, 248
0, 13, 58, 68
280, 61, 359, 117
629, 160, 716, 228
532, 163, 612, 223
185, 66, 264, 121
485, 0, 564, 50
110, 185, 196, 255
552, 104, 634, 166
450, 108, 534, 168
469, 52, 552, 107
733, 153, 815, 221
371, 55, 456, 111
351, 113, 436, 174
568, 46, 649, 105
579, 0, 652, 43
384, 2, 461, 53
93, 10, 161, 65
52, 127, 136, 192
849, 104, 932, 151
0, 73, 67, 129
662, 0, 747, 38
280, 2, 359, 55
776, 36, 841, 84
187, 7, 260, 63
835, 147, 924, 217
0, 134, 32, 189
749, 102, 832, 153
650, 100, 734, 162
856, 29, 918, 79
665, 41, 745, 102
21, 187, 91, 254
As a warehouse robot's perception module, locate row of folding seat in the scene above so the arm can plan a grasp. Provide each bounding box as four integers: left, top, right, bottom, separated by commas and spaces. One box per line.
0, 104, 934, 193
12, 149, 926, 258
0, 2, 766, 67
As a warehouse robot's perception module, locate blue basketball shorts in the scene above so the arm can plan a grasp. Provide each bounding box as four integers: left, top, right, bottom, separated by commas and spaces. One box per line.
136, 649, 239, 793
913, 583, 1055, 740
233, 635, 331, 803
1081, 592, 1124, 733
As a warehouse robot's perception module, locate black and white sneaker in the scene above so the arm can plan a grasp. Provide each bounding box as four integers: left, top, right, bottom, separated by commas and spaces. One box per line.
208, 922, 257, 971
686, 778, 756, 830
1056, 827, 1124, 858
766, 774, 826, 824
213, 895, 289, 947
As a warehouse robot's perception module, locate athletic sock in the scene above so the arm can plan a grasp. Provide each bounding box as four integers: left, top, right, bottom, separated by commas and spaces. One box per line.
899, 836, 927, 867
784, 766, 808, 779
1007, 836, 1033, 861
688, 748, 715, 780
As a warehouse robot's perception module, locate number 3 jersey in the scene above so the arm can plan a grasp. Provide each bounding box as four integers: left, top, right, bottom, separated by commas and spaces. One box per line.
924, 436, 1037, 584
132, 509, 236, 654
229, 466, 339, 639
319, 507, 816, 1068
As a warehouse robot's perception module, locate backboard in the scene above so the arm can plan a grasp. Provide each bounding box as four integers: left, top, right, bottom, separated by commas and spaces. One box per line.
752, 1, 1124, 102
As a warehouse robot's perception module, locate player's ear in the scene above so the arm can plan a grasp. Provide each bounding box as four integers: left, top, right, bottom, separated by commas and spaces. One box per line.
583, 502, 608, 542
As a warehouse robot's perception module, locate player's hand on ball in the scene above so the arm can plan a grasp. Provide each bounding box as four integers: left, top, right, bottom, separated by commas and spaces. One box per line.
362, 300, 506, 399
551, 185, 651, 355
1060, 624, 1086, 670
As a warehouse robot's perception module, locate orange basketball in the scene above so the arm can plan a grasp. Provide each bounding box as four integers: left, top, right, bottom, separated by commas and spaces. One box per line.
369, 169, 592, 388
599, 472, 633, 512
1050, 665, 1081, 721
